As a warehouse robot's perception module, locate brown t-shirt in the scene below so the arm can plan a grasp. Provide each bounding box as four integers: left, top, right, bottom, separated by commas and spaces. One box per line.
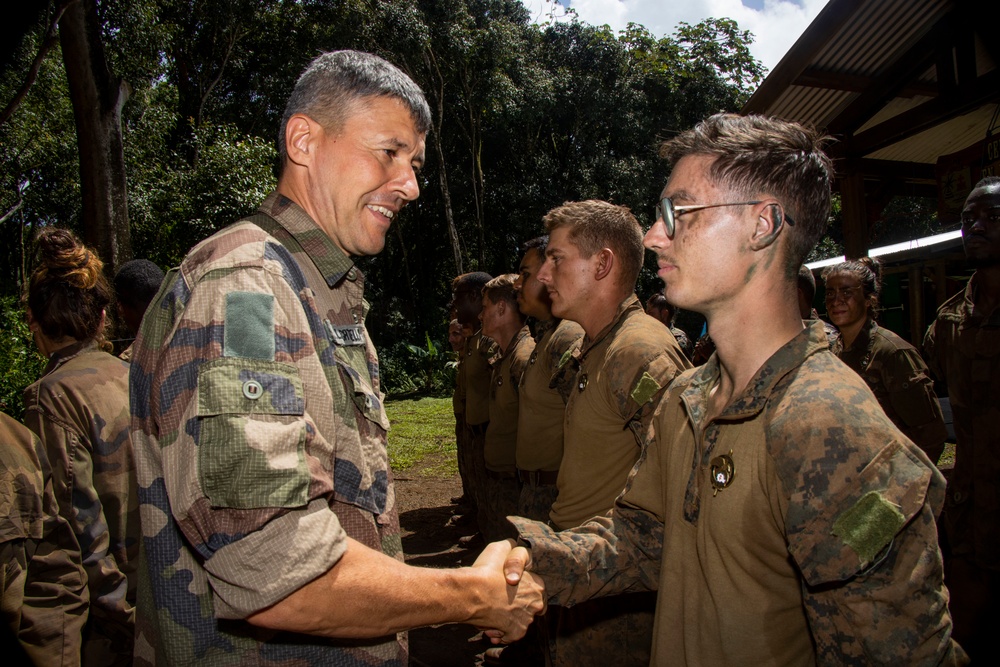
549, 296, 689, 530
516, 319, 584, 472
485, 327, 534, 472
464, 331, 495, 426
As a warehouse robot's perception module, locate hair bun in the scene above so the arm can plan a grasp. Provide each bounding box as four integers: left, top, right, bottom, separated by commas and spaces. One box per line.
35, 228, 103, 290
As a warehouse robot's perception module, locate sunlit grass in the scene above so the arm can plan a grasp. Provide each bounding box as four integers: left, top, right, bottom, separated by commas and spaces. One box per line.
385, 396, 457, 475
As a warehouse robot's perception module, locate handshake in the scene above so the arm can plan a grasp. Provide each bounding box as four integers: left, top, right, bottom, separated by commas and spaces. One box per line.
467, 539, 544, 644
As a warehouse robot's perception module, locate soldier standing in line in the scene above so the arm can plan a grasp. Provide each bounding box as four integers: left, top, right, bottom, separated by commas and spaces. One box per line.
479, 274, 534, 542
112, 259, 165, 362
505, 113, 964, 666
822, 256, 947, 463
452, 271, 495, 548
23, 228, 137, 667
128, 51, 543, 666
924, 175, 1000, 663
449, 314, 474, 518
1, 412, 88, 666
513, 236, 583, 523
533, 200, 690, 667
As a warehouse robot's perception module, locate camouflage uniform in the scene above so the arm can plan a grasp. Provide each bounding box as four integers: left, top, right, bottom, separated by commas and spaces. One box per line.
129, 192, 405, 665
668, 325, 692, 360
547, 295, 689, 667
1, 412, 88, 666
924, 276, 1000, 661
23, 341, 136, 666
808, 309, 839, 348
482, 326, 534, 541
834, 316, 947, 463
514, 322, 965, 666
515, 318, 583, 523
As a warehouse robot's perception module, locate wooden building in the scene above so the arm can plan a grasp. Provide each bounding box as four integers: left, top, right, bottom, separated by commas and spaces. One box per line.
742, 0, 999, 344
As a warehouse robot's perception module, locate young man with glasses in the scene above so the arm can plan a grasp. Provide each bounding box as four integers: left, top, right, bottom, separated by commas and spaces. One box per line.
504, 114, 964, 665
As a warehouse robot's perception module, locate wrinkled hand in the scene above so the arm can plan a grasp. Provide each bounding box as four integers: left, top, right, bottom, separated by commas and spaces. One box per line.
469, 540, 546, 644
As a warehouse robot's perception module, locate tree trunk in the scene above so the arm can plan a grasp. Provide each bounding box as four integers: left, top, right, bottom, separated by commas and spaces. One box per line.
424, 48, 464, 275
59, 0, 132, 272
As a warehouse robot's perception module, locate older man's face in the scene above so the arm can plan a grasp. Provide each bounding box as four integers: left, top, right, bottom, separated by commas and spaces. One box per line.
962, 182, 1000, 267
306, 95, 426, 257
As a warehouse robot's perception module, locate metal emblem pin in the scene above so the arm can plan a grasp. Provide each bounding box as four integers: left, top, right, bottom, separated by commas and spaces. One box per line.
529, 350, 537, 365
497, 376, 503, 386
709, 450, 735, 496
578, 373, 588, 391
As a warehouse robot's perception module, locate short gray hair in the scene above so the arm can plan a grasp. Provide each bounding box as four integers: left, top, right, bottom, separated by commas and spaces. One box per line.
278, 50, 431, 165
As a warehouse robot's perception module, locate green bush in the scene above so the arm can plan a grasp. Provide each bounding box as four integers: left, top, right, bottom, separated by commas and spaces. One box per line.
380, 334, 457, 399
0, 296, 46, 420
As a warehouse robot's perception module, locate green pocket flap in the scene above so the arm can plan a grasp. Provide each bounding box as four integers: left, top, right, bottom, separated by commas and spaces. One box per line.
198, 358, 304, 416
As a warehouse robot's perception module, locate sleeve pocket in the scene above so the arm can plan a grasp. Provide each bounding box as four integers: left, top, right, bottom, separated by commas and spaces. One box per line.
197, 358, 309, 509
788, 441, 931, 585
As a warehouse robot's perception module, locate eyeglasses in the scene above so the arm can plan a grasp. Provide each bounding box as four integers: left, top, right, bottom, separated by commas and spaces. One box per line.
824, 286, 864, 302
653, 197, 794, 238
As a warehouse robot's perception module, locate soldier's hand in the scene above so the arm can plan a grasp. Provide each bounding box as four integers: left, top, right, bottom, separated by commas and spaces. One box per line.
503, 541, 532, 585
469, 539, 546, 644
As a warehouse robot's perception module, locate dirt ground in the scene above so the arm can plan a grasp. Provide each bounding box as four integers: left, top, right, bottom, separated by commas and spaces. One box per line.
395, 452, 494, 667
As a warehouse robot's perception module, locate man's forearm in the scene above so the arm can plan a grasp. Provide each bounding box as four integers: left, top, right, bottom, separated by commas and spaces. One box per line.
510, 508, 663, 607
248, 537, 544, 640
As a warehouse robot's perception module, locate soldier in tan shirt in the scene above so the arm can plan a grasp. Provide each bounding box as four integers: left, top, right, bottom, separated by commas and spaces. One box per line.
514, 237, 584, 523
506, 113, 963, 667
533, 200, 690, 667
480, 274, 534, 542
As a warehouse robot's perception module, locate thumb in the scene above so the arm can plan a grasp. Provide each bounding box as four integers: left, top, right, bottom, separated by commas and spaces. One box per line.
503, 545, 531, 585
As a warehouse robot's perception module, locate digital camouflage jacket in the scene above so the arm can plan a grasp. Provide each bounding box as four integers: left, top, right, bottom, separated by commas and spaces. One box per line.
515, 322, 965, 666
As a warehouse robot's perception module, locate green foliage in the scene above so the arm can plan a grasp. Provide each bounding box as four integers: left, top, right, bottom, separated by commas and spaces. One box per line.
381, 331, 456, 399
385, 396, 457, 474
1, 0, 767, 354
0, 296, 46, 420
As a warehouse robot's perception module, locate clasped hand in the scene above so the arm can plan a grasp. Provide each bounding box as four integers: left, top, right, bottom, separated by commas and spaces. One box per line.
469, 539, 544, 644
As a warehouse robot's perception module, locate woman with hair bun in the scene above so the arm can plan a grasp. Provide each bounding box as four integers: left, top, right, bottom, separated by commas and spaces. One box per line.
822, 257, 947, 463
22, 228, 136, 666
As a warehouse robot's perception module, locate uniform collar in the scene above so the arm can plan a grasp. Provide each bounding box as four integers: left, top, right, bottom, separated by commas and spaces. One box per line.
681, 321, 831, 425
578, 294, 642, 358
42, 339, 100, 377
259, 191, 359, 288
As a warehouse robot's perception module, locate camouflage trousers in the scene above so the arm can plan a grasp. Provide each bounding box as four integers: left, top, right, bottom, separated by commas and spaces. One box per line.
517, 481, 559, 524
467, 426, 489, 536
481, 473, 519, 542
548, 592, 655, 667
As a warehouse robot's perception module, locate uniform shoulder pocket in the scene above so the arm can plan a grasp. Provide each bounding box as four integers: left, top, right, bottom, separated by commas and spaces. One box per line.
197, 358, 309, 509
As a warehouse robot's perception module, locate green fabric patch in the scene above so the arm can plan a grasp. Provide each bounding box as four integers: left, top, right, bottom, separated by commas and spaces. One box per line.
832, 491, 905, 564
557, 348, 573, 370
630, 372, 662, 406
224, 291, 274, 360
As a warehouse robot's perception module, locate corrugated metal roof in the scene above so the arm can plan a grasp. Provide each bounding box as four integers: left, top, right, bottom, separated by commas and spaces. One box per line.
744, 0, 998, 167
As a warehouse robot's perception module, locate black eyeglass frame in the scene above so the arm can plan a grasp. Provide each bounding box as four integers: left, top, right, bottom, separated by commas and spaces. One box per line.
653, 197, 795, 238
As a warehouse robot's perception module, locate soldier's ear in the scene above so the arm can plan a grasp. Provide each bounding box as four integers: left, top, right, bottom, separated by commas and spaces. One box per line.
749, 203, 784, 251
594, 248, 615, 281
285, 114, 317, 167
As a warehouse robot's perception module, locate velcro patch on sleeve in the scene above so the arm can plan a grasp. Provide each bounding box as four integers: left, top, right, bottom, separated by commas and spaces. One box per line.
225, 291, 275, 360
832, 491, 905, 565
630, 371, 662, 406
